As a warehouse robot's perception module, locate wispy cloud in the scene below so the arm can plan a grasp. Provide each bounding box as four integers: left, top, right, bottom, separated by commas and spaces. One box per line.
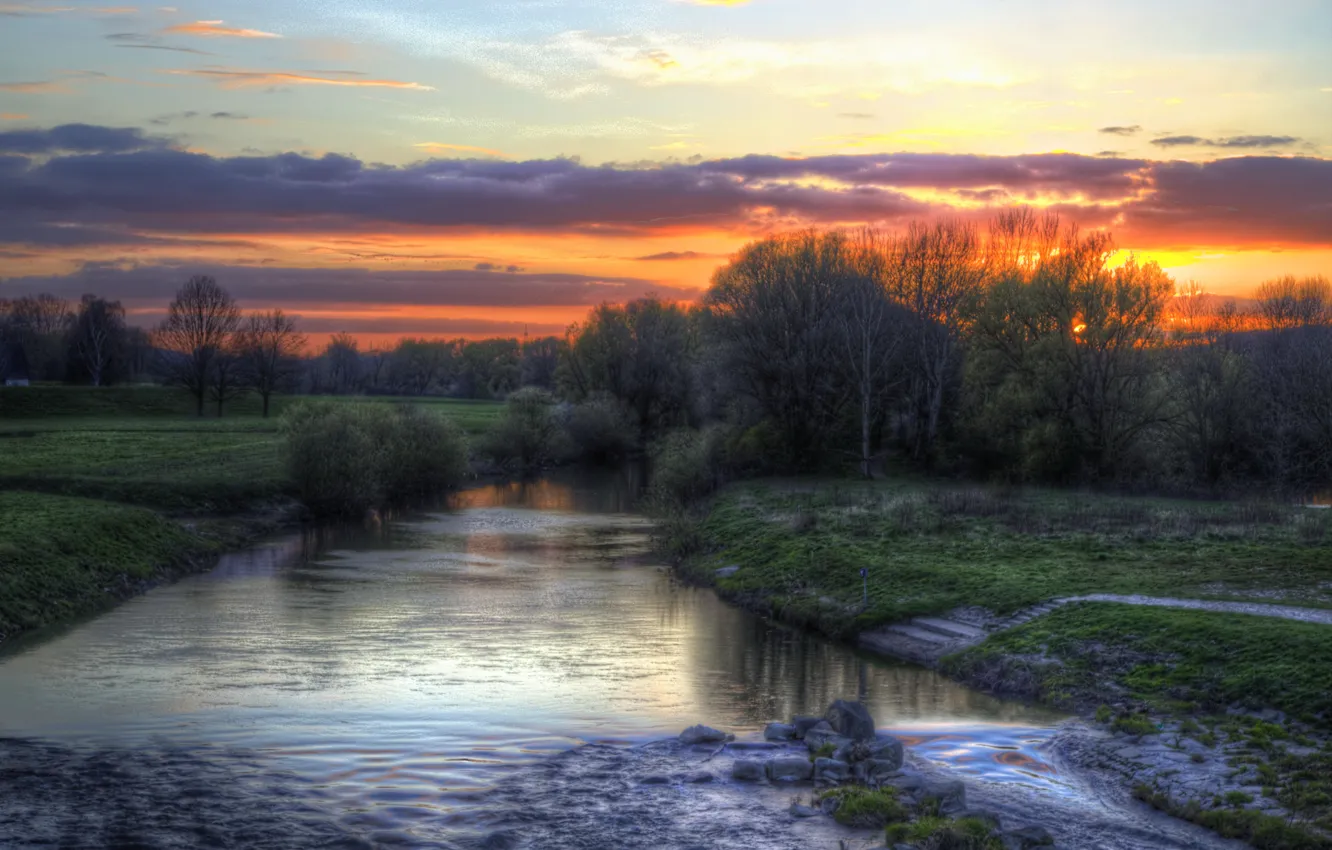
1152, 134, 1301, 148
1099, 125, 1142, 136
0, 113, 30, 120
163, 20, 281, 39
0, 80, 70, 93
414, 142, 507, 157
165, 68, 434, 91
0, 3, 135, 15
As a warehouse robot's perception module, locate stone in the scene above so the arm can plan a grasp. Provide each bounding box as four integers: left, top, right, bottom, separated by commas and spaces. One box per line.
730, 741, 781, 752
814, 757, 850, 782
730, 760, 764, 781
819, 794, 841, 815
825, 699, 877, 741
789, 803, 820, 818
859, 735, 904, 770
918, 778, 967, 814
766, 757, 814, 782
792, 716, 824, 739
715, 566, 740, 578
764, 722, 797, 741
804, 722, 852, 752
640, 774, 671, 785
1000, 825, 1054, 848
882, 768, 926, 794
866, 758, 902, 780
683, 771, 714, 784
679, 724, 731, 745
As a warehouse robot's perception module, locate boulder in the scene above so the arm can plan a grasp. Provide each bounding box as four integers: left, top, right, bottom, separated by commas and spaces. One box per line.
764, 722, 797, 741
918, 778, 967, 814
825, 699, 877, 741
730, 760, 764, 781
789, 803, 820, 818
814, 757, 850, 782
804, 722, 852, 752
881, 767, 926, 794
792, 716, 824, 739
730, 741, 781, 752
865, 759, 902, 781
683, 771, 714, 784
818, 794, 842, 816
639, 774, 671, 785
766, 757, 815, 782
867, 735, 904, 771
679, 724, 731, 745
999, 826, 1054, 848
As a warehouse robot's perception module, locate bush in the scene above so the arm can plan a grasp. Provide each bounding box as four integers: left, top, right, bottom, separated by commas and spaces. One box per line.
818, 786, 910, 828
282, 400, 467, 515
564, 393, 638, 463
478, 387, 567, 471
646, 426, 725, 508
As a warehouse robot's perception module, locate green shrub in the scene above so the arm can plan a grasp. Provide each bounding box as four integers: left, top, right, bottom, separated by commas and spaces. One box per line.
563, 393, 638, 463
282, 400, 467, 515
646, 426, 724, 508
1096, 704, 1113, 723
818, 786, 910, 828
478, 387, 567, 471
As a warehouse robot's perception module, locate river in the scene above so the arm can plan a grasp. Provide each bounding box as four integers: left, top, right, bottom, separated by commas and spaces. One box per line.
0, 471, 1245, 849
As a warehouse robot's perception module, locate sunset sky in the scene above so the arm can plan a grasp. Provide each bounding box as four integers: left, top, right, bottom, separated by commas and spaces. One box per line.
1, 0, 1329, 343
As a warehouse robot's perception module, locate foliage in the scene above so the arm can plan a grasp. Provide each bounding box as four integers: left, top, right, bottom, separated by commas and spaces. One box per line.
563, 392, 639, 463
281, 400, 467, 515
885, 816, 1001, 850
645, 426, 726, 508
477, 386, 566, 471
816, 786, 910, 828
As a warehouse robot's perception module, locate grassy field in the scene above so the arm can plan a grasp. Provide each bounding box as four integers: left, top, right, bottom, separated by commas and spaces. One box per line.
684, 479, 1332, 635
0, 386, 503, 511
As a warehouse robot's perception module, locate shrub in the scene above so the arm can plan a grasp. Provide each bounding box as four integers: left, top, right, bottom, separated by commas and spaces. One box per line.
564, 393, 638, 463
282, 400, 467, 515
646, 426, 725, 508
478, 387, 567, 471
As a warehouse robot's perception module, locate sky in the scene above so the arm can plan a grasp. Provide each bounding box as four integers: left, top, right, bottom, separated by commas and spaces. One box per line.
0, 0, 1329, 343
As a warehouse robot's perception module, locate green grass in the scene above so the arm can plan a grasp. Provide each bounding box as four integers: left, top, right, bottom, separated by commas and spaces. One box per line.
684, 480, 1332, 636
943, 603, 1332, 721
816, 785, 910, 828
0, 387, 502, 511
0, 491, 218, 639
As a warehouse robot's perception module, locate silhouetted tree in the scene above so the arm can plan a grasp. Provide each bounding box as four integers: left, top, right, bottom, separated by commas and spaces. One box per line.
154, 276, 242, 416
238, 309, 306, 416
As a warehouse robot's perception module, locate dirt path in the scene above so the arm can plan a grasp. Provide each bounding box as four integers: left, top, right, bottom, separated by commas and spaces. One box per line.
859, 593, 1332, 666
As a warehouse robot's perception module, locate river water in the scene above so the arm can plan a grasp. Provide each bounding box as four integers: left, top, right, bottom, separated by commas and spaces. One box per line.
0, 472, 1241, 849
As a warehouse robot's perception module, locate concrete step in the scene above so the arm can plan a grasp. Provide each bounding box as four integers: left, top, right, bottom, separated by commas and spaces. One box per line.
883, 623, 954, 644
912, 617, 987, 640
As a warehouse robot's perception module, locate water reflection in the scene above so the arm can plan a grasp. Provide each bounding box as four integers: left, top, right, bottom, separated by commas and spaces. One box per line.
0, 470, 1066, 845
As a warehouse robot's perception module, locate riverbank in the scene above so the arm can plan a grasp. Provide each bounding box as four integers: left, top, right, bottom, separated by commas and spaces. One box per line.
669, 478, 1332, 849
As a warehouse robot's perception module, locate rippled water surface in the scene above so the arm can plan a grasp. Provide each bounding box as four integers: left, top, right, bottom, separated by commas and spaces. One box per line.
0, 471, 1072, 848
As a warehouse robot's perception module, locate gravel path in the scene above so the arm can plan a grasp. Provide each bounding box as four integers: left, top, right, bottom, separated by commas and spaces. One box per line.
1056, 593, 1332, 625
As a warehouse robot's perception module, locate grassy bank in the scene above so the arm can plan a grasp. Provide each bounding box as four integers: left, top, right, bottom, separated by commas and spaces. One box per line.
672, 478, 1332, 847
680, 480, 1332, 637
0, 385, 503, 643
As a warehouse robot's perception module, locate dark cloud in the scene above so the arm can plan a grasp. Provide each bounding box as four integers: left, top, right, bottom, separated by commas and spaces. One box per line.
1098, 125, 1142, 136
0, 264, 701, 310
1152, 134, 1302, 149
0, 126, 1327, 251
210, 112, 249, 120
0, 123, 168, 154
635, 251, 711, 261
472, 262, 523, 272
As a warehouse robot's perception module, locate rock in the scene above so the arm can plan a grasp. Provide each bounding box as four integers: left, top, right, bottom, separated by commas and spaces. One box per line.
766, 757, 814, 782
1000, 825, 1054, 848
730, 760, 764, 781
804, 722, 852, 752
825, 699, 877, 741
715, 566, 740, 578
639, 774, 671, 785
882, 768, 926, 794
789, 803, 820, 818
683, 771, 714, 784
814, 757, 850, 782
918, 778, 967, 814
866, 758, 902, 781
791, 716, 823, 739
729, 741, 781, 751
479, 832, 521, 850
764, 722, 797, 741
868, 735, 905, 770
819, 794, 841, 815
679, 724, 731, 745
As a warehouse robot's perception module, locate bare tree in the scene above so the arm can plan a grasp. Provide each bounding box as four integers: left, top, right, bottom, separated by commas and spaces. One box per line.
238, 309, 306, 417
208, 340, 248, 417
7, 293, 72, 380
69, 295, 127, 386
1256, 275, 1332, 330
154, 276, 242, 416
323, 332, 362, 395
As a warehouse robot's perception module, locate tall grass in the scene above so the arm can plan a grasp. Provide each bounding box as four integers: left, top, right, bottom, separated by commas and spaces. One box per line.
282, 400, 467, 516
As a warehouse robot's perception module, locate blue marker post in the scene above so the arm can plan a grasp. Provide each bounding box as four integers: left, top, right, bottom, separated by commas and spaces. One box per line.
860, 567, 868, 609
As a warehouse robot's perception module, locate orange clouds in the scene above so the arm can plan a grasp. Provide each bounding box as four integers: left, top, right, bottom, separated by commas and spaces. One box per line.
0, 113, 30, 120
163, 20, 281, 39
165, 68, 434, 91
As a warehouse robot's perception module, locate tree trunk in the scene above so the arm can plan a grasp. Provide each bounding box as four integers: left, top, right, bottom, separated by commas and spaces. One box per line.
216, 395, 223, 418
196, 391, 204, 417
262, 392, 271, 418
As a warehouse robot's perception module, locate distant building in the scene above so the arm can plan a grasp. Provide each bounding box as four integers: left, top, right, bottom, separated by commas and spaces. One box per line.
3, 343, 31, 387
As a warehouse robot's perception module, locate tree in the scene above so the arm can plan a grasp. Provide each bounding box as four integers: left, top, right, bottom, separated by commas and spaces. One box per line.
387, 338, 456, 395
1256, 275, 1332, 330
154, 276, 242, 416
208, 338, 248, 417
323, 332, 362, 395
66, 295, 128, 386
563, 297, 696, 440
520, 335, 563, 391
238, 309, 306, 417
7, 293, 72, 381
